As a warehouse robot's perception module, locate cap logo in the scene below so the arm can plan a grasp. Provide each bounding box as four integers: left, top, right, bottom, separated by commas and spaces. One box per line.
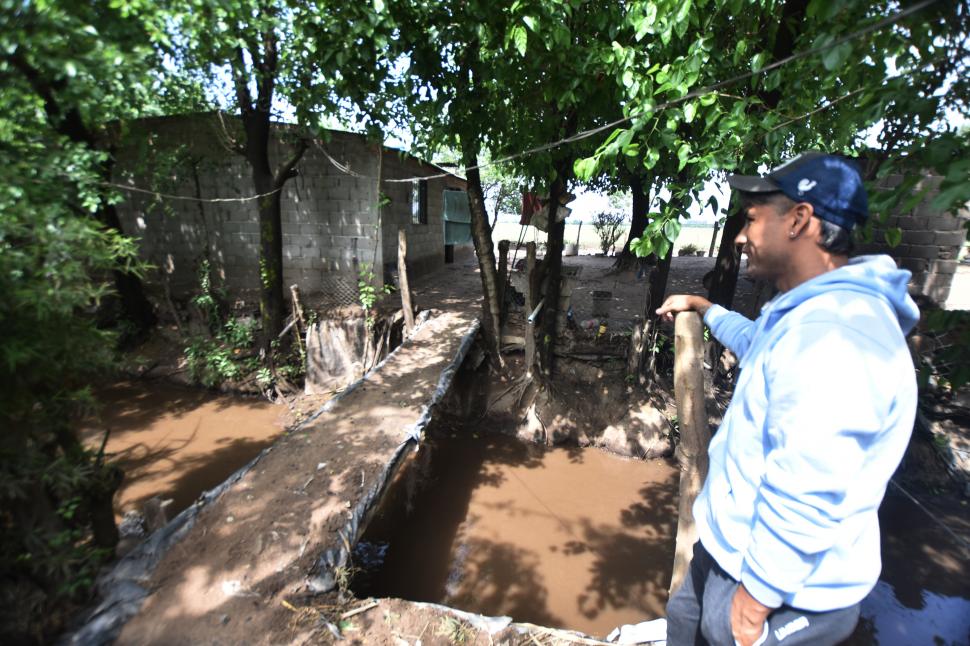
797, 178, 817, 193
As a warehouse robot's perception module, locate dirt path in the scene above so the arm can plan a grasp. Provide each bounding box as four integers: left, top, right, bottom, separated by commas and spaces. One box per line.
111, 307, 478, 645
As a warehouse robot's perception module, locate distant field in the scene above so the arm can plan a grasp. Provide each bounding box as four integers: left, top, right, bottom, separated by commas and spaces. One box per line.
491, 222, 721, 257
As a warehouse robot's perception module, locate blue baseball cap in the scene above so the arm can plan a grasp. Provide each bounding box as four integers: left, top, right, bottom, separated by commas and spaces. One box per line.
727, 151, 869, 230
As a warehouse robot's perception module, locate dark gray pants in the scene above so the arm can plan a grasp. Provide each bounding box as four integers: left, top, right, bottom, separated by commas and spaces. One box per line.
666, 542, 860, 646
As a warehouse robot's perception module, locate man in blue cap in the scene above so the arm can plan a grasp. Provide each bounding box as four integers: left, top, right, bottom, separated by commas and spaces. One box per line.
657, 151, 919, 646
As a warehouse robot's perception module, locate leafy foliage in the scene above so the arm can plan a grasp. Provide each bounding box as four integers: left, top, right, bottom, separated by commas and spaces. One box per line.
918, 309, 970, 393
358, 264, 394, 329
0, 115, 137, 642
574, 0, 968, 253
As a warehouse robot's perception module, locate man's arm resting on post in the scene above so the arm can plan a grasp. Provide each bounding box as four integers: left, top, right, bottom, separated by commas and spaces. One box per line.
656, 295, 757, 358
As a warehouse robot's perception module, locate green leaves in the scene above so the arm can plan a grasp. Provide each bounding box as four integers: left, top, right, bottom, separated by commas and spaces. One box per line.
683, 101, 697, 123
677, 142, 691, 171
883, 227, 902, 248
632, 3, 658, 41
574, 155, 599, 181
510, 25, 527, 56
629, 215, 681, 259
821, 41, 852, 71
750, 51, 767, 74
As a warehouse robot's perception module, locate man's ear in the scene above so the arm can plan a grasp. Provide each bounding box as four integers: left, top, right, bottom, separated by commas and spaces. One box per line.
790, 202, 814, 237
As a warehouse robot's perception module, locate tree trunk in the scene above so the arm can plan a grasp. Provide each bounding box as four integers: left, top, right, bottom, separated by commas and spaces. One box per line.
240, 109, 306, 344
463, 150, 504, 369
497, 239, 510, 323
643, 249, 674, 377
669, 311, 711, 596
398, 229, 415, 332
707, 220, 720, 257
613, 174, 651, 270
525, 242, 538, 377
649, 247, 673, 318
97, 167, 157, 333
248, 124, 286, 344
706, 210, 743, 308
538, 172, 567, 377
704, 0, 807, 305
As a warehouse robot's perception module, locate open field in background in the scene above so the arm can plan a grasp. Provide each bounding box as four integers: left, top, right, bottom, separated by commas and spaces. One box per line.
491, 222, 721, 257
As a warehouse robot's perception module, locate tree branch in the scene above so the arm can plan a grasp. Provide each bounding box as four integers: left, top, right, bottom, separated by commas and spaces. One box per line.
232, 46, 254, 113
273, 138, 308, 188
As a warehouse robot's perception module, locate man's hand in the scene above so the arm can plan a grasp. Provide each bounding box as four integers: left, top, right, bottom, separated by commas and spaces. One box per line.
731, 584, 772, 646
655, 294, 712, 322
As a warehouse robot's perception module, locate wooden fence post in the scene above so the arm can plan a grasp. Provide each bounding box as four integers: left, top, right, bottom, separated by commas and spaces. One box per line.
669, 311, 711, 597
398, 229, 415, 332
497, 239, 510, 321
525, 242, 537, 377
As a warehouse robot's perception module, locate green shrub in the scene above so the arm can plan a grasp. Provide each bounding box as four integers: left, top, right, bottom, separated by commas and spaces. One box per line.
592, 211, 626, 255
0, 130, 134, 639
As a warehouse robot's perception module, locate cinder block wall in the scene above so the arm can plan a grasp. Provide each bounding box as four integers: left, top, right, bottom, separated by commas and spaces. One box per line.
857, 174, 968, 305
379, 151, 467, 279
113, 114, 463, 302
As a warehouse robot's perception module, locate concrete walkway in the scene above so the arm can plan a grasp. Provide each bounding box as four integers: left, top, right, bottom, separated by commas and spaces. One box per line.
106, 302, 478, 644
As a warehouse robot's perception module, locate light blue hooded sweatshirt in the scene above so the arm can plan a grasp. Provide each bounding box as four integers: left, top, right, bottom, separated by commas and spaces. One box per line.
696, 254, 919, 612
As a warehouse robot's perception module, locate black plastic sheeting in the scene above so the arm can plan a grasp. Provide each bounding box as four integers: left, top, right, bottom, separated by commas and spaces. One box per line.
308, 319, 481, 592
60, 312, 478, 646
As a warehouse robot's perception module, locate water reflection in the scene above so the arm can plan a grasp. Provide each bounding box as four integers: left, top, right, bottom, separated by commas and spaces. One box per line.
352, 434, 679, 638
854, 581, 970, 645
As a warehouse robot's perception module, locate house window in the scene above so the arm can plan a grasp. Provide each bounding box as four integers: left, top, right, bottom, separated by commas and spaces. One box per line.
411, 179, 428, 225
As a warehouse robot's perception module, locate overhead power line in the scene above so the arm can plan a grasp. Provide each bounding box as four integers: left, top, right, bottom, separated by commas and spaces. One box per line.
105, 0, 939, 203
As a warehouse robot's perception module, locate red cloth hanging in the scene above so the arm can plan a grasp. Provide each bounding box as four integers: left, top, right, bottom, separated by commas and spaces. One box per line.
520, 192, 542, 225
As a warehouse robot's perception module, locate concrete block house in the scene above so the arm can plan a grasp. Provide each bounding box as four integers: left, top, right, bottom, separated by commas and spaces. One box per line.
114, 113, 471, 308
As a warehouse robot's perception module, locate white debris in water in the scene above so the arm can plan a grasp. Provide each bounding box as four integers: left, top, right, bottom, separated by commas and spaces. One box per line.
606, 618, 667, 645
317, 462, 327, 470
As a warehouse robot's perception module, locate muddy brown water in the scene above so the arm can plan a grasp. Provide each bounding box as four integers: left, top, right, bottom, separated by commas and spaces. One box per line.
351, 434, 680, 638
354, 433, 970, 644
80, 380, 968, 643
80, 380, 284, 521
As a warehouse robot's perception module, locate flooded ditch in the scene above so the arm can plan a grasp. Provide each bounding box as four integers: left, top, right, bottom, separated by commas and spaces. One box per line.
350, 431, 679, 638
80, 339, 969, 644
81, 380, 285, 522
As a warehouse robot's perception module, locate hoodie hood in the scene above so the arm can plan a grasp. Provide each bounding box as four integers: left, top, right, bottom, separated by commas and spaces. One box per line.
766, 254, 919, 335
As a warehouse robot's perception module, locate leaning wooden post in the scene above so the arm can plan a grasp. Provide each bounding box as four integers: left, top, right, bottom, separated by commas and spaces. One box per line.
398, 229, 415, 332
289, 284, 305, 354
669, 311, 711, 597
708, 220, 720, 257
524, 242, 537, 377
497, 239, 510, 321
